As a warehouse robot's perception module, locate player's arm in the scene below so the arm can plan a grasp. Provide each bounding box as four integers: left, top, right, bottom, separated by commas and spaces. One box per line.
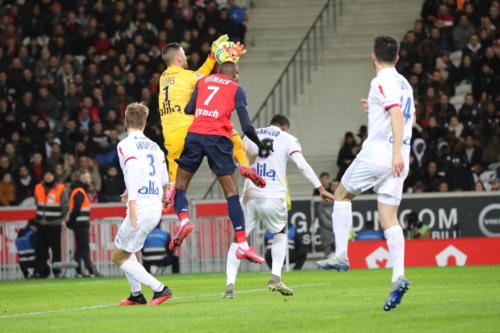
194, 35, 229, 77
379, 79, 404, 177
235, 86, 263, 148
184, 85, 198, 115
388, 106, 404, 177
290, 151, 334, 202
118, 143, 140, 227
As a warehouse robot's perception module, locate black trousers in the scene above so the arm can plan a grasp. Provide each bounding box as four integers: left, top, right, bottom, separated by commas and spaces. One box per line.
73, 226, 95, 275
143, 255, 180, 274
35, 224, 62, 278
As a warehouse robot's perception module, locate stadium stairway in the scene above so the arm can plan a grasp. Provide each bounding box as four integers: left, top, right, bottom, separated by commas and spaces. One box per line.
186, 0, 330, 198
285, 0, 422, 197
185, 0, 421, 199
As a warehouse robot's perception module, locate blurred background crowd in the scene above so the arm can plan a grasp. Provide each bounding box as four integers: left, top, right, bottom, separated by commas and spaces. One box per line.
0, 0, 248, 206
332, 0, 499, 195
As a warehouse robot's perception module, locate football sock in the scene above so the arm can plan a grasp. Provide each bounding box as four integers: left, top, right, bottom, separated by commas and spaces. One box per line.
226, 243, 241, 285
230, 134, 250, 167
174, 189, 189, 224
271, 233, 287, 277
227, 195, 246, 242
120, 257, 164, 292
385, 225, 405, 283
124, 254, 142, 295
237, 240, 249, 250
332, 201, 352, 258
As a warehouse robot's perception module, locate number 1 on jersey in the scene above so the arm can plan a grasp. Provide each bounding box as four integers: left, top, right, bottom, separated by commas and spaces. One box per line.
204, 86, 220, 105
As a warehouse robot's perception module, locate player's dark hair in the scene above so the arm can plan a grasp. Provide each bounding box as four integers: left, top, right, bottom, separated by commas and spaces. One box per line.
219, 61, 238, 76
161, 43, 181, 66
373, 36, 399, 64
270, 114, 290, 127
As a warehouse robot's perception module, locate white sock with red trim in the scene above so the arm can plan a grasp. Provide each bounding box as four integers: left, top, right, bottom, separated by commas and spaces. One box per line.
226, 243, 241, 285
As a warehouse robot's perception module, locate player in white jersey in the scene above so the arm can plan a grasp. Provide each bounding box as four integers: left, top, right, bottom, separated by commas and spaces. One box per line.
223, 115, 334, 298
111, 103, 172, 306
317, 36, 414, 311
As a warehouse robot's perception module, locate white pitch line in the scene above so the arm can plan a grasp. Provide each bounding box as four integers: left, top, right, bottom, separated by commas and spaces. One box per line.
0, 282, 330, 319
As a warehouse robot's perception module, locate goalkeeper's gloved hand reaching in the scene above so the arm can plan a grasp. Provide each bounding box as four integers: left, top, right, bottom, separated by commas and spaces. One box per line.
210, 34, 229, 59
258, 138, 274, 158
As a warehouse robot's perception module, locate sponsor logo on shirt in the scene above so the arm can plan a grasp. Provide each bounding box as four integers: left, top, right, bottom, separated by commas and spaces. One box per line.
256, 162, 276, 181
389, 136, 412, 145
138, 180, 160, 195
195, 108, 219, 119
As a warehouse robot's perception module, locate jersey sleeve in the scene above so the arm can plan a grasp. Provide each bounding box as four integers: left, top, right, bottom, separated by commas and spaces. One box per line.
235, 86, 248, 109
117, 140, 138, 169
194, 56, 216, 78
286, 135, 302, 158
377, 77, 402, 111
242, 135, 258, 159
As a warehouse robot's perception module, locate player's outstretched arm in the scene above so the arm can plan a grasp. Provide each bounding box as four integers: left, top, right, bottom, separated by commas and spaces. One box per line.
290, 152, 334, 202
388, 106, 405, 177
194, 34, 229, 77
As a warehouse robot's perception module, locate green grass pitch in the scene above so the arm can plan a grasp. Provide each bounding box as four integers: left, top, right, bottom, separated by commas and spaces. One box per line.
1, 266, 499, 333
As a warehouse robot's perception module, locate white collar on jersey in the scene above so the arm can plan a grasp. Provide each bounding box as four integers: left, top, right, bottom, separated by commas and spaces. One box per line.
377, 67, 397, 76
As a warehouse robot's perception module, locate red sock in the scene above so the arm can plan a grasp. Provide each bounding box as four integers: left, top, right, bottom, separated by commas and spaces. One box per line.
235, 230, 247, 243
178, 212, 189, 222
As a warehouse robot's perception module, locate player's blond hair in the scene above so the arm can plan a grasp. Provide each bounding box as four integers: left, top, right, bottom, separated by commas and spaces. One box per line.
125, 103, 149, 129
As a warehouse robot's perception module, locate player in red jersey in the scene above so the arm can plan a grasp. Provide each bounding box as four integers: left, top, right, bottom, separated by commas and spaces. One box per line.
170, 62, 273, 263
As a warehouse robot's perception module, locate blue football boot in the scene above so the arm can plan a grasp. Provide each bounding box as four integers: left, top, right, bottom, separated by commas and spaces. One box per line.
383, 276, 410, 311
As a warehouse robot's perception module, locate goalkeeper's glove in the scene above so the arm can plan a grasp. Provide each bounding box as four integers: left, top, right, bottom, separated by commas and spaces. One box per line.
258, 138, 274, 158
223, 41, 246, 63
210, 34, 229, 59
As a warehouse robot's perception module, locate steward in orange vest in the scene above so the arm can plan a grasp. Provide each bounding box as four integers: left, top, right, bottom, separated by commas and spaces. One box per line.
68, 172, 96, 276
33, 168, 69, 278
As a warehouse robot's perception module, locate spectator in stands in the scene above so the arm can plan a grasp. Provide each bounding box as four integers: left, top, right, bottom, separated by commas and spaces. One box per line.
99, 166, 125, 202
336, 132, 358, 180
453, 15, 476, 51
461, 135, 482, 167
33, 168, 69, 278
0, 173, 16, 206
16, 166, 35, 204
446, 156, 474, 191
313, 172, 331, 195
355, 220, 384, 241
423, 161, 442, 192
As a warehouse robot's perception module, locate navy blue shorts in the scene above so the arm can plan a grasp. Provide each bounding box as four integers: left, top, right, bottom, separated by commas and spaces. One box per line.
177, 132, 237, 176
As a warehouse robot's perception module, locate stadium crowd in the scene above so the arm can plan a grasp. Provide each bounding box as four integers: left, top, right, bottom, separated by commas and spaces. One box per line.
334, 0, 500, 194
0, 0, 248, 206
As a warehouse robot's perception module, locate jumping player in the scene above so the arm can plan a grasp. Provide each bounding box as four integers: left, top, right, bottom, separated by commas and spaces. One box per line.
159, 37, 264, 207
223, 115, 335, 299
317, 36, 414, 311
170, 61, 273, 263
112, 103, 172, 306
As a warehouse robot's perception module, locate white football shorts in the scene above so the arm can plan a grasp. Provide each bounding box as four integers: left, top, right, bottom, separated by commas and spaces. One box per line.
341, 157, 408, 205
243, 197, 288, 235
114, 205, 162, 253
